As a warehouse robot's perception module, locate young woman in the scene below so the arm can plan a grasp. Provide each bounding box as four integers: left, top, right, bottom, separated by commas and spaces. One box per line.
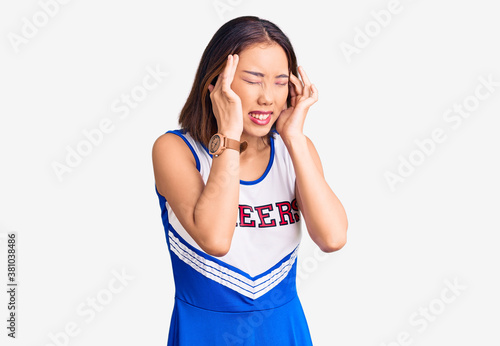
152, 16, 348, 345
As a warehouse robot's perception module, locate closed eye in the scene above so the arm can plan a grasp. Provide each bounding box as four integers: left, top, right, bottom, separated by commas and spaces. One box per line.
244, 80, 287, 86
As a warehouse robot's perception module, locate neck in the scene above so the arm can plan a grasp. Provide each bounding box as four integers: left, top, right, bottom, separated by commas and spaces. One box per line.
239, 132, 270, 159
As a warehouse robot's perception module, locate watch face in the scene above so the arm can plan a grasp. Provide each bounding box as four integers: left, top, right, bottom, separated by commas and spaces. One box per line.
209, 134, 221, 153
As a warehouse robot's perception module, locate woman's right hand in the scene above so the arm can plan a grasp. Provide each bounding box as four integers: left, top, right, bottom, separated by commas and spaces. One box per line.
208, 54, 243, 138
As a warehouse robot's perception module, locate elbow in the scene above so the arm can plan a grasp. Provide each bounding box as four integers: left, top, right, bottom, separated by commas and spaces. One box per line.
204, 246, 230, 257
320, 221, 348, 253
198, 237, 232, 257
320, 241, 346, 253
319, 233, 347, 253
191, 220, 234, 257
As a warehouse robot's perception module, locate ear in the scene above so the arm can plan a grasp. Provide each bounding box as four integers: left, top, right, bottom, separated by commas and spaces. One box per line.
208, 84, 214, 93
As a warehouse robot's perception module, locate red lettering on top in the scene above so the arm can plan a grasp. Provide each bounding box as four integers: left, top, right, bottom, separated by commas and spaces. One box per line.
276, 201, 295, 226
291, 198, 300, 222
255, 204, 276, 228
238, 205, 255, 227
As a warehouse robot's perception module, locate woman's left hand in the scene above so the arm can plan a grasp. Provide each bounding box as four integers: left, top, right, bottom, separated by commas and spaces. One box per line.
275, 66, 318, 142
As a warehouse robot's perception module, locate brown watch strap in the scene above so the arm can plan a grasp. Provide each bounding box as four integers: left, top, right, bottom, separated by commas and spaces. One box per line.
225, 137, 248, 153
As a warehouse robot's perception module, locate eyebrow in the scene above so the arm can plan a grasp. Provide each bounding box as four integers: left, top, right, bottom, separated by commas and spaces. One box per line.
243, 70, 289, 78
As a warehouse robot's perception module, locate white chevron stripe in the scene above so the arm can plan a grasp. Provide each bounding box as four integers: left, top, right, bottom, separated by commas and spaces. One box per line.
168, 230, 298, 299
169, 231, 295, 288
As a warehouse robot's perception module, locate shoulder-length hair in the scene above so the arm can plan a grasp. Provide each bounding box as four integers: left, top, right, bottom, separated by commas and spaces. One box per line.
178, 16, 298, 147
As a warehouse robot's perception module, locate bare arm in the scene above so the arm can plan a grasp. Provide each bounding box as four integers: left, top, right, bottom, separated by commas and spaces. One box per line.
152, 54, 243, 257
276, 65, 348, 253
152, 132, 240, 257
286, 135, 348, 252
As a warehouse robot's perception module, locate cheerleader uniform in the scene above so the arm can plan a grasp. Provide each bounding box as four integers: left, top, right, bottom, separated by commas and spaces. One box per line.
155, 129, 313, 345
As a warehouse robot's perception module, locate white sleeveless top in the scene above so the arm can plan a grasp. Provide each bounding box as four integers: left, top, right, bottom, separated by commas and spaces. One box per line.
159, 129, 302, 292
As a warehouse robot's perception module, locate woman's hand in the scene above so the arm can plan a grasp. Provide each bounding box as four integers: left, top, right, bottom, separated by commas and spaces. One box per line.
208, 54, 243, 138
276, 66, 318, 142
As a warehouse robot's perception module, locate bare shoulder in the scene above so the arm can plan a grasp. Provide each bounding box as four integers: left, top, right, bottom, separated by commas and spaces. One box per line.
153, 131, 185, 151
152, 132, 195, 162
152, 132, 198, 196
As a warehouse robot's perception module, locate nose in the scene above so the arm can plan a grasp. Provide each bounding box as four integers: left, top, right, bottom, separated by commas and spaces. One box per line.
257, 84, 273, 106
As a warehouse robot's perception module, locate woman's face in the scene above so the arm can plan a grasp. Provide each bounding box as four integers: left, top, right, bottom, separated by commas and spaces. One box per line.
230, 43, 289, 139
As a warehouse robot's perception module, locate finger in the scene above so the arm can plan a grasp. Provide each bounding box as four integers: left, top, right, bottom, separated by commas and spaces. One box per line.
298, 66, 312, 86
288, 81, 297, 100
211, 71, 223, 94
287, 81, 298, 107
212, 55, 232, 94
300, 84, 318, 108
302, 83, 311, 100
289, 73, 303, 96
224, 54, 239, 96
309, 84, 318, 100
221, 55, 235, 94
228, 54, 239, 84
290, 73, 306, 106
298, 66, 313, 98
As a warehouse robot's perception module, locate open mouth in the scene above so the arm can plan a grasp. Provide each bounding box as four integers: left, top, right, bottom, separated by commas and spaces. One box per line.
249, 112, 271, 120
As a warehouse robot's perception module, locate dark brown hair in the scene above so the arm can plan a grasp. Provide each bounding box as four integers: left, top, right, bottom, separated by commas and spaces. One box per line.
178, 16, 298, 147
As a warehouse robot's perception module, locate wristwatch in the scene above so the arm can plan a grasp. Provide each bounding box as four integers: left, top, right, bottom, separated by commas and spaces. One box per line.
208, 133, 247, 157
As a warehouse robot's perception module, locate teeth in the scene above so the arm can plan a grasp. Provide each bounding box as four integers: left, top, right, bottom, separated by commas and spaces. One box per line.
250, 112, 270, 120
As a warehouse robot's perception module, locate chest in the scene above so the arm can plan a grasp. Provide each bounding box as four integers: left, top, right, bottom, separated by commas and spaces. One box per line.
239, 147, 271, 182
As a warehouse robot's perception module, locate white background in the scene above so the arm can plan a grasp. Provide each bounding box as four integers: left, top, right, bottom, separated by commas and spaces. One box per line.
1, 0, 499, 345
